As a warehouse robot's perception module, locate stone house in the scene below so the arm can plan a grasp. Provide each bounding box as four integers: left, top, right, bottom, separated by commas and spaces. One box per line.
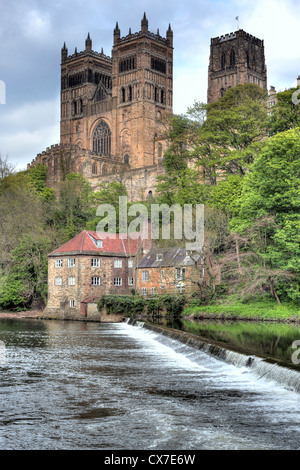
136, 247, 205, 296
44, 229, 151, 319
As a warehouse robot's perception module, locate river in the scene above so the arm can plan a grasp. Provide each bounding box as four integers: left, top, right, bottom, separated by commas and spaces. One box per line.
0, 318, 299, 450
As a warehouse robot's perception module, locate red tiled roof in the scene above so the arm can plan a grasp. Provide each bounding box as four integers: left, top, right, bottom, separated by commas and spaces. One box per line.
49, 230, 142, 256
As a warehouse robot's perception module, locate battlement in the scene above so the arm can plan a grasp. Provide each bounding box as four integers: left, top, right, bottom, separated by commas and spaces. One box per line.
113, 13, 173, 48
63, 48, 112, 65
117, 29, 169, 46
212, 29, 264, 47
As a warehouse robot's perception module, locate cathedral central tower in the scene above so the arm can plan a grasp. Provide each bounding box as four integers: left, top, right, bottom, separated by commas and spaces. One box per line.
207, 29, 267, 103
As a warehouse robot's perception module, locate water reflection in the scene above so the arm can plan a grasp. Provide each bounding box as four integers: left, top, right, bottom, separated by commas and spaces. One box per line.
147, 316, 300, 368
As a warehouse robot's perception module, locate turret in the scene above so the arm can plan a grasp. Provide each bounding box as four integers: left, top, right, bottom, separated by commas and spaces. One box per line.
61, 42, 68, 63
166, 24, 173, 47
141, 12, 148, 33
114, 22, 120, 45
85, 33, 92, 51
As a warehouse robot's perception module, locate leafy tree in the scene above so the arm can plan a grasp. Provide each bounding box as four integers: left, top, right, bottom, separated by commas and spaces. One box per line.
189, 84, 269, 181
155, 114, 205, 205
0, 153, 15, 180
268, 87, 300, 136
56, 173, 93, 239
0, 278, 27, 311
86, 181, 128, 232
231, 127, 300, 303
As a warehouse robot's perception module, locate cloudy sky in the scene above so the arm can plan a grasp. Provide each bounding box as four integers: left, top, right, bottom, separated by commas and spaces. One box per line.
0, 0, 300, 170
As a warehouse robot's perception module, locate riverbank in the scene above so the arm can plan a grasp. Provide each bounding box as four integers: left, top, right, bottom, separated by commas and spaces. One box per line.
0, 310, 42, 319
182, 299, 300, 323
0, 298, 299, 323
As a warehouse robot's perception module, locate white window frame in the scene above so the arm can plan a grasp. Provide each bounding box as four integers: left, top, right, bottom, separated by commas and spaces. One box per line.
70, 299, 75, 308
151, 287, 156, 295
95, 239, 103, 248
68, 276, 75, 286
114, 277, 122, 286
68, 258, 75, 268
176, 267, 186, 280
55, 277, 62, 286
91, 258, 100, 267
156, 254, 163, 261
161, 270, 165, 280
114, 259, 122, 268
55, 259, 63, 268
128, 277, 134, 286
142, 270, 149, 281
128, 259, 133, 268
91, 276, 101, 286
142, 287, 148, 296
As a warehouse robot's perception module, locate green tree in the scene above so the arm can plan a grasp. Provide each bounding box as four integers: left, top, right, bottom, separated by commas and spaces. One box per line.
56, 173, 93, 239
231, 127, 300, 303
268, 87, 300, 136
86, 181, 128, 232
189, 83, 269, 181
156, 114, 206, 205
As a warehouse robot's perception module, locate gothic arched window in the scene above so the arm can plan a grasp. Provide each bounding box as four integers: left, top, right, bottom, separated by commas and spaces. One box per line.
124, 154, 130, 164
92, 163, 98, 175
92, 120, 111, 156
246, 51, 250, 68
220, 88, 225, 97
221, 53, 226, 70
121, 87, 126, 103
230, 50, 235, 67
157, 143, 162, 158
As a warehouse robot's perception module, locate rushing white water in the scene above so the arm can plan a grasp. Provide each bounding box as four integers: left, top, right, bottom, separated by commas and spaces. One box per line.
0, 318, 299, 450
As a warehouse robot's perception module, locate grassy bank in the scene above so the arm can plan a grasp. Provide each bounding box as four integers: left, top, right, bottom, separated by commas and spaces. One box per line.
182, 299, 300, 322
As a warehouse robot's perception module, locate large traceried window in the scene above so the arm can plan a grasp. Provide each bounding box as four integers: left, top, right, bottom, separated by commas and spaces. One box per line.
93, 120, 111, 156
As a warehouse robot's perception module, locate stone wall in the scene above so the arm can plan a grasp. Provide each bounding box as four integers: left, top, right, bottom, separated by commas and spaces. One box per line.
46, 252, 137, 316
207, 29, 267, 103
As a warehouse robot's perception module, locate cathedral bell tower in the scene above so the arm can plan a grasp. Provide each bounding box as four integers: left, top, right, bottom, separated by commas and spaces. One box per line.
207, 29, 267, 103
112, 13, 173, 168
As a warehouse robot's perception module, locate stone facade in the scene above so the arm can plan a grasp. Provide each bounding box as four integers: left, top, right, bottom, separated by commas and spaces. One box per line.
45, 252, 135, 318
136, 247, 206, 296
28, 13, 173, 202
43, 227, 152, 319
207, 29, 267, 103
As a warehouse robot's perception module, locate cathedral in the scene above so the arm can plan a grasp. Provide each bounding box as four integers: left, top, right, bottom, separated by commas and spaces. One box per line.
27, 15, 267, 201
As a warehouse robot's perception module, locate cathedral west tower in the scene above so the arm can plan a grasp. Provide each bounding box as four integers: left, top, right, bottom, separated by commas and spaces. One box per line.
59, 13, 173, 173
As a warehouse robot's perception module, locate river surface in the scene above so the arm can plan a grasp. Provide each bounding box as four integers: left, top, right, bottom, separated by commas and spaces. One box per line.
0, 318, 299, 450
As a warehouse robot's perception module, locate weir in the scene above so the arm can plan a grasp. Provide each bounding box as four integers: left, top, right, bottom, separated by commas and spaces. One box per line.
124, 318, 300, 394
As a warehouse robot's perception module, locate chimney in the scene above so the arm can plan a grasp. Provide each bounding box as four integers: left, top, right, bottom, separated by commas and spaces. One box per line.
297, 75, 300, 88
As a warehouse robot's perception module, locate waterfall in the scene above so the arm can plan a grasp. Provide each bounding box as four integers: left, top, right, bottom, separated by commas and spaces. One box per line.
129, 322, 300, 395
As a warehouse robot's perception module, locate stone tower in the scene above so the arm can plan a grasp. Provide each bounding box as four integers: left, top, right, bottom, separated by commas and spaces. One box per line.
112, 13, 173, 168
207, 29, 267, 103
60, 13, 173, 170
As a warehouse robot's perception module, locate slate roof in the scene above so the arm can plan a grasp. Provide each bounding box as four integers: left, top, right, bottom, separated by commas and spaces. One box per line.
137, 247, 196, 268
48, 230, 142, 256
